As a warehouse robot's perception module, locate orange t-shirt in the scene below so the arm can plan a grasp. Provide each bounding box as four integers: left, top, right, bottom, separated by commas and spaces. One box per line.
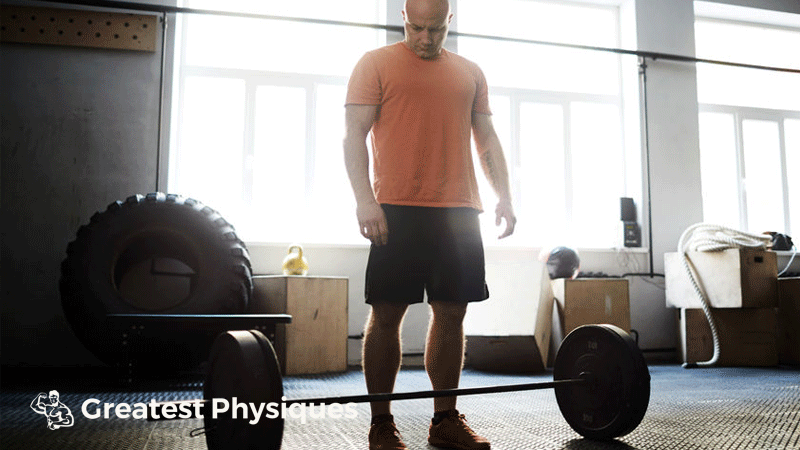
346, 42, 492, 211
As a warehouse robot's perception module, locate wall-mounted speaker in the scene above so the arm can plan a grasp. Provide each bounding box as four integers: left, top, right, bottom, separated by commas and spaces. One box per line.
620, 198, 641, 247
620, 197, 637, 222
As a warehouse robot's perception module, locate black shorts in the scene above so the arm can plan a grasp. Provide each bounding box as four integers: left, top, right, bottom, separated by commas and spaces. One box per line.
365, 204, 489, 304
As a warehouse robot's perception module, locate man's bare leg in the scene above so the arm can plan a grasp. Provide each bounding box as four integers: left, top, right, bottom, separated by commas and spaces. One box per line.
425, 301, 491, 449
425, 301, 468, 412
363, 302, 409, 417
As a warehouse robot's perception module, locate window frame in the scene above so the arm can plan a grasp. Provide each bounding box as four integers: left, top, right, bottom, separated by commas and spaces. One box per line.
168, 1, 636, 247
482, 86, 628, 248
168, 8, 384, 244
698, 104, 800, 233
694, 7, 800, 237
456, 0, 633, 248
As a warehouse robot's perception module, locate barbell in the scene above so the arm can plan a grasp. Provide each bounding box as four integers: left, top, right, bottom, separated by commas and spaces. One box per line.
151, 324, 650, 449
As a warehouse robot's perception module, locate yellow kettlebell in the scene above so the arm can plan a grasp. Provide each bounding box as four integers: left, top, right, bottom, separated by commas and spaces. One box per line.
282, 244, 309, 276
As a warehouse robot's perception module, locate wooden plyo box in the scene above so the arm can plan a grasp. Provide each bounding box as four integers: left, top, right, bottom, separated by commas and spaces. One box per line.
778, 277, 800, 365
466, 336, 549, 373
249, 275, 348, 375
665, 249, 777, 309
678, 308, 777, 367
552, 278, 630, 337
466, 265, 554, 373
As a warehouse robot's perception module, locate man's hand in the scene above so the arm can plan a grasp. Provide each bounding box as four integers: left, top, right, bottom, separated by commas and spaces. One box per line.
357, 202, 389, 246
473, 112, 515, 240
495, 200, 517, 239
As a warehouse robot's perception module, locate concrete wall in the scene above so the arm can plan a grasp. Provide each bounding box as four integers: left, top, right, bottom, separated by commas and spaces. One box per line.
1, 0, 798, 368
1, 7, 167, 366
631, 0, 705, 355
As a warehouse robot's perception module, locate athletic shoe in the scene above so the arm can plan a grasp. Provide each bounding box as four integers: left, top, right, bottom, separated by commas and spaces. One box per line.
369, 419, 407, 450
428, 410, 490, 450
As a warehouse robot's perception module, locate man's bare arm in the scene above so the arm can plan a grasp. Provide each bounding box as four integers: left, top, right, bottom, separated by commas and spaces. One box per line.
472, 111, 516, 239
343, 104, 388, 245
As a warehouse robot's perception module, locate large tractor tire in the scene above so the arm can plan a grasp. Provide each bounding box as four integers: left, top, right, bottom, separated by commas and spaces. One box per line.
60, 193, 253, 371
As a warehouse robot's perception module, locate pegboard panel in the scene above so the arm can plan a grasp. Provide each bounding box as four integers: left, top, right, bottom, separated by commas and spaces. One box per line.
1, 5, 157, 52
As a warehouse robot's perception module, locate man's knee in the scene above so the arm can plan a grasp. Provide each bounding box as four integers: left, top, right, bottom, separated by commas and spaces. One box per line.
430, 301, 468, 325
367, 302, 408, 331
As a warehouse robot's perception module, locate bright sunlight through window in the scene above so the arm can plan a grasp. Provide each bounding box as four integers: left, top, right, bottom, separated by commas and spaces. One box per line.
695, 6, 800, 237
170, 0, 630, 247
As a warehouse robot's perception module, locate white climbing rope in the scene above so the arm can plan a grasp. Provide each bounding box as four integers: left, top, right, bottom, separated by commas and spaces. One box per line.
677, 223, 772, 368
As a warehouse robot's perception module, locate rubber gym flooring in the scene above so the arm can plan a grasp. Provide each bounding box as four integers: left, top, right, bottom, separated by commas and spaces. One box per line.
1, 364, 798, 450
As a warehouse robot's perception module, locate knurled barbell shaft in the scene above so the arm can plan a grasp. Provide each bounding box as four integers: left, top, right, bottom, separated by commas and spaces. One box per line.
285, 379, 586, 405
147, 378, 587, 421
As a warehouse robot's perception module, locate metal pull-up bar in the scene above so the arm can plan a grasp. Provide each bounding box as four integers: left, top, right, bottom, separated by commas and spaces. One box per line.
25, 0, 800, 74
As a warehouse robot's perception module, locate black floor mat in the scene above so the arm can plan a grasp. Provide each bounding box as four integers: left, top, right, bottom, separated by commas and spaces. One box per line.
1, 365, 798, 449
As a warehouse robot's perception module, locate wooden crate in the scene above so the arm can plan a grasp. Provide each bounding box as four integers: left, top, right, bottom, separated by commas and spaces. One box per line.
552, 278, 630, 337
678, 308, 777, 367
466, 267, 554, 373
665, 249, 777, 309
778, 278, 800, 365
249, 275, 348, 375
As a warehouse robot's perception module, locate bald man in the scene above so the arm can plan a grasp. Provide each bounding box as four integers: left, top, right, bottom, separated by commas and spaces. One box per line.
344, 0, 515, 448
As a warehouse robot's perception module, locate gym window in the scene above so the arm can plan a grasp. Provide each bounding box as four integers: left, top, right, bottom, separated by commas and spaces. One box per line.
694, 2, 800, 237
168, 0, 385, 245
168, 1, 631, 247
457, 0, 628, 248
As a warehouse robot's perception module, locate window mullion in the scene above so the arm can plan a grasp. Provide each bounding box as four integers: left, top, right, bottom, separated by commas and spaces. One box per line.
778, 119, 791, 234
617, 95, 628, 195
734, 112, 748, 230
242, 80, 257, 205
169, 15, 189, 192
563, 101, 573, 229
305, 83, 317, 209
